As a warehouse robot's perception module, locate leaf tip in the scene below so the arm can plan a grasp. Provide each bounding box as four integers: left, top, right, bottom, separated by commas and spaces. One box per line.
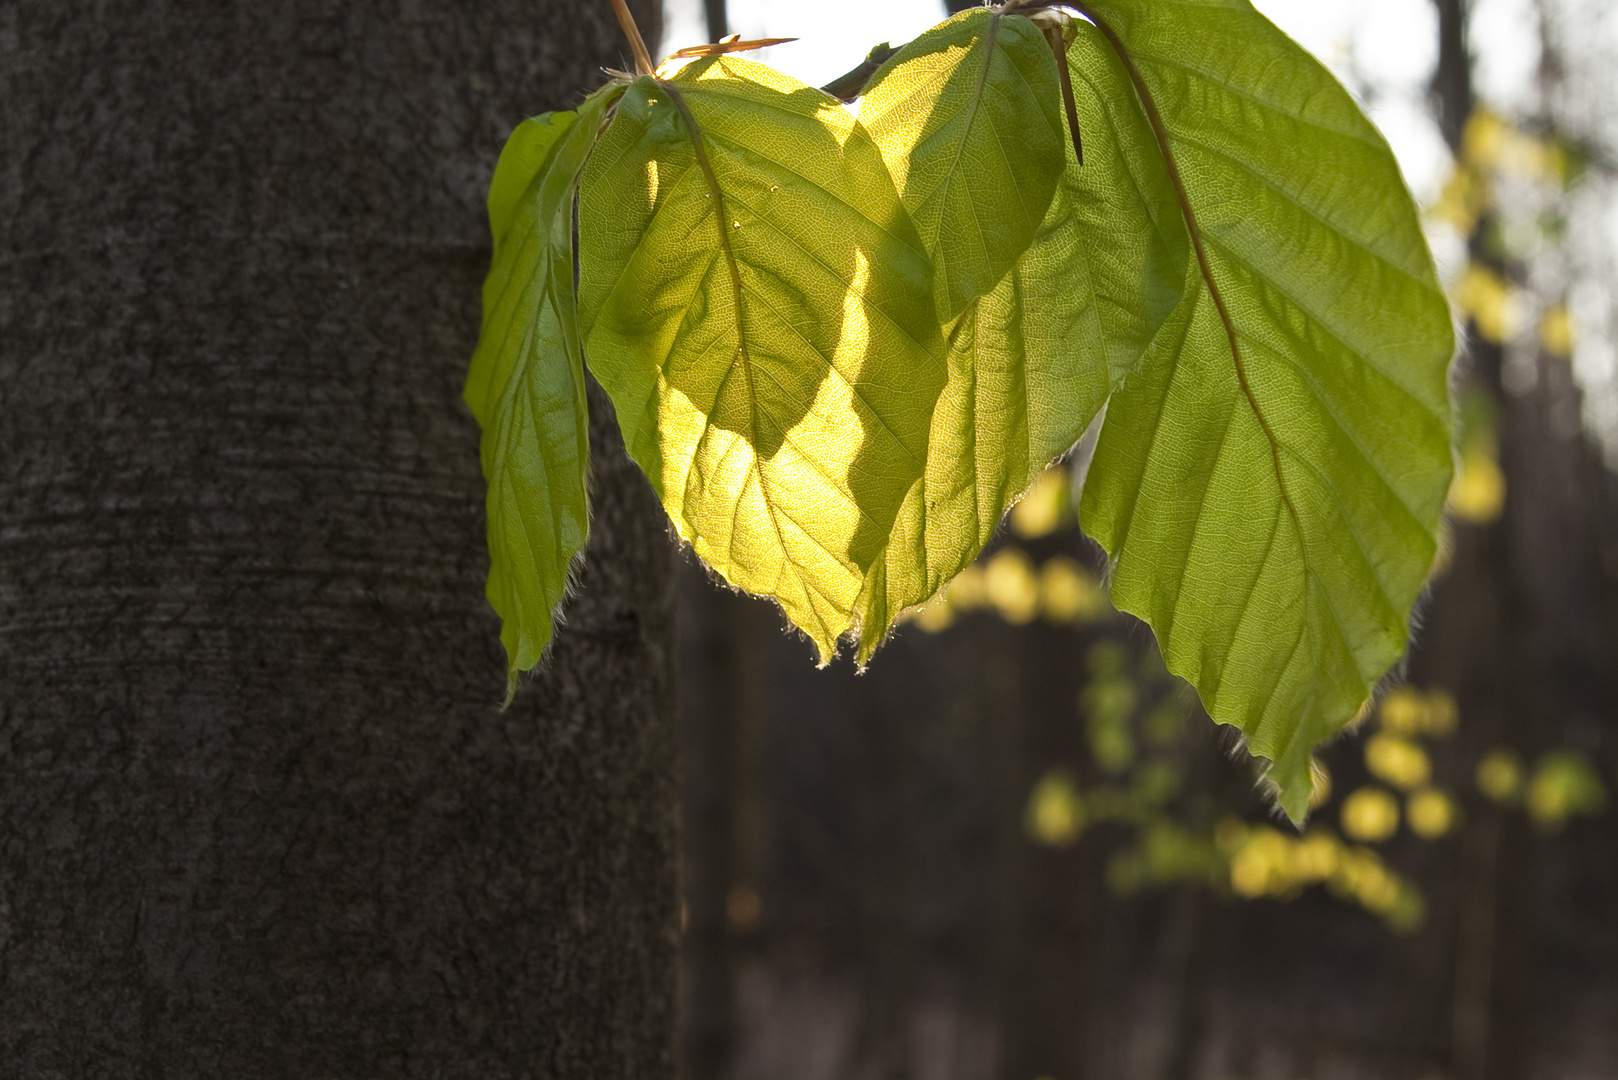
852, 629, 884, 671
1256, 742, 1322, 828
1271, 778, 1312, 829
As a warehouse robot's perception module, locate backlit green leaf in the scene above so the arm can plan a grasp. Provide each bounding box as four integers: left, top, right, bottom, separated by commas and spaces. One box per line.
856, 8, 1065, 323
466, 86, 622, 700
854, 18, 1191, 658
1073, 0, 1455, 819
578, 59, 947, 661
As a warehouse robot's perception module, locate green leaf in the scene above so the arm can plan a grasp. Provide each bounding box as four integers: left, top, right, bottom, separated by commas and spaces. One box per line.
578, 59, 947, 662
855, 8, 1066, 323
1073, 0, 1455, 820
853, 18, 1192, 658
1022, 21, 1192, 455
466, 86, 622, 700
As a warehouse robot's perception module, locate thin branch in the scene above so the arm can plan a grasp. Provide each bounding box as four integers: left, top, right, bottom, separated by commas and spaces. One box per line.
666, 36, 797, 62
1044, 20, 1084, 166
609, 0, 655, 77
820, 42, 898, 102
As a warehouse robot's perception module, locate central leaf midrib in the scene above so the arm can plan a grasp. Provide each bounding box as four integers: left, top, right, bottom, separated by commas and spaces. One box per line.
1167, 127, 1442, 309
659, 85, 935, 472
1220, 306, 1437, 535
1194, 225, 1444, 419
930, 12, 1006, 295
1076, 1, 1323, 700
661, 78, 855, 645
713, 180, 932, 470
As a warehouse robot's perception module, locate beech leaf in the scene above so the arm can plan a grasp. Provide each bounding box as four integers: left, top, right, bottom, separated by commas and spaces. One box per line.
1073, 0, 1455, 819
856, 7, 1065, 323
853, 17, 1191, 657
578, 58, 947, 661
465, 87, 622, 700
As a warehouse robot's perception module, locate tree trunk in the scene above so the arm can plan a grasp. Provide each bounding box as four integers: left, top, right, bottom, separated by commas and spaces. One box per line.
0, 2, 675, 1076
677, 561, 771, 1080
1414, 4, 1618, 1077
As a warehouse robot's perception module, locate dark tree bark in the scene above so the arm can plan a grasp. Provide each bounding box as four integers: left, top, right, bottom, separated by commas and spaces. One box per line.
677, 561, 771, 1080
0, 1, 676, 1076
1431, 0, 1475, 151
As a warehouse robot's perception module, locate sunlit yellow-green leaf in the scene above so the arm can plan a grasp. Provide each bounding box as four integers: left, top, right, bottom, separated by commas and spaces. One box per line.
1075, 0, 1455, 821
856, 7, 1065, 323
465, 86, 623, 699
852, 18, 1190, 656
578, 58, 946, 661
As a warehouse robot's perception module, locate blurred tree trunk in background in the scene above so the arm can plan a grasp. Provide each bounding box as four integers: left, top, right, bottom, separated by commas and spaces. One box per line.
990, 618, 1097, 1080
1432, 0, 1476, 149
1411, 4, 1618, 1079
0, 2, 676, 1076
705, 0, 728, 43
678, 558, 770, 1080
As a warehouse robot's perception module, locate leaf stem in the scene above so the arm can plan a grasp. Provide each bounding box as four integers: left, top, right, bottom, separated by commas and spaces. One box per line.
608, 0, 656, 77
666, 36, 798, 61
1044, 21, 1084, 166
657, 77, 806, 618
657, 80, 753, 405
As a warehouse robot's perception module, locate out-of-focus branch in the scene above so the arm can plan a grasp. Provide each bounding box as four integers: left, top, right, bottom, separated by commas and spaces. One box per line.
704, 0, 727, 45
1431, 0, 1474, 151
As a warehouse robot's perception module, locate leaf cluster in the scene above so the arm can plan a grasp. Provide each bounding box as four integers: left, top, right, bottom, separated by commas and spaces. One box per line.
465, 0, 1454, 819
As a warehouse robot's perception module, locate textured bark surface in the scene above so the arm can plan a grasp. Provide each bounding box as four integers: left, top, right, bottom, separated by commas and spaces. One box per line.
0, 1, 675, 1076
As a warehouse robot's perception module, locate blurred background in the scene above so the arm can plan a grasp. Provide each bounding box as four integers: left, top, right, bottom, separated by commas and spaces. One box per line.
654, 1, 1618, 1077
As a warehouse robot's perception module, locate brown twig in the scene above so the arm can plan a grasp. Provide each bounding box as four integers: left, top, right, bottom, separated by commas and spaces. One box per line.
665, 36, 798, 61
1043, 19, 1084, 166
608, 0, 656, 77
